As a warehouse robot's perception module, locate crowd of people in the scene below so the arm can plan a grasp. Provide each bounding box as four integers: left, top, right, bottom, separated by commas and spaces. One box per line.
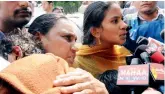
0, 1, 164, 94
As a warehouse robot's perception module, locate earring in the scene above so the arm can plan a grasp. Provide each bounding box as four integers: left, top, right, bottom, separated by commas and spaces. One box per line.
97, 37, 101, 45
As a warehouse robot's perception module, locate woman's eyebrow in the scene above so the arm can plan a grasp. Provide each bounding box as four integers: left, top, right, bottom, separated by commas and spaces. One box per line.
61, 31, 77, 40
110, 15, 122, 19
69, 33, 77, 40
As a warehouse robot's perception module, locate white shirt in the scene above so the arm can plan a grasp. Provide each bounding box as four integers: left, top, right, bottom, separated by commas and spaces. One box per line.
0, 57, 10, 71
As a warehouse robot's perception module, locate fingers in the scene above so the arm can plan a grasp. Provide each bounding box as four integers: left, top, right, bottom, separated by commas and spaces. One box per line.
59, 80, 107, 94
56, 71, 82, 79
53, 68, 109, 94
54, 68, 93, 86
54, 75, 89, 86
73, 89, 94, 94
60, 81, 94, 94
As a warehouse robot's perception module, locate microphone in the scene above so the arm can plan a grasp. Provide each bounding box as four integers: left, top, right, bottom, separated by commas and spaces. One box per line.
147, 37, 164, 52
126, 55, 137, 65
133, 44, 164, 91
130, 58, 142, 65
135, 47, 164, 93
98, 70, 123, 94
150, 63, 164, 94
150, 63, 164, 83
150, 51, 164, 64
123, 26, 139, 53
160, 29, 164, 40
126, 26, 132, 32
118, 54, 164, 94
140, 52, 151, 63
136, 36, 149, 45
133, 45, 148, 58
161, 50, 165, 56
117, 57, 150, 94
117, 64, 150, 94
133, 36, 164, 54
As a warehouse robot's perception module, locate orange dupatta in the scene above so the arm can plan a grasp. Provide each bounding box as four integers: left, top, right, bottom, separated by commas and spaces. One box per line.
74, 45, 131, 77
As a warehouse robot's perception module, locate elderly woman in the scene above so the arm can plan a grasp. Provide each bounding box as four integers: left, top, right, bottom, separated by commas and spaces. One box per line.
0, 14, 108, 94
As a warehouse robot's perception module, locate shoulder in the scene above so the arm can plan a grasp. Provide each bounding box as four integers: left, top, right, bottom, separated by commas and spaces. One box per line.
138, 20, 164, 31
124, 12, 138, 20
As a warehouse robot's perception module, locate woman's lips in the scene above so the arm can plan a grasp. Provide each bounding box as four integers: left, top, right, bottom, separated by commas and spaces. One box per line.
120, 32, 127, 40
120, 31, 127, 36
120, 34, 127, 40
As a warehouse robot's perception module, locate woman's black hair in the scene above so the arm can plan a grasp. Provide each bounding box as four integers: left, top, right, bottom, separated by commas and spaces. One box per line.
28, 14, 67, 35
47, 1, 53, 4
83, 1, 118, 45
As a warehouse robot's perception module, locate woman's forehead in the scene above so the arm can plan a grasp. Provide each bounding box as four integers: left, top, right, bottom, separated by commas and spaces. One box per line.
109, 3, 121, 13
52, 19, 77, 34
105, 4, 122, 17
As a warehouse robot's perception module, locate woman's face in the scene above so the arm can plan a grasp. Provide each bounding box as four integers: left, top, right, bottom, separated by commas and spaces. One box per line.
41, 19, 77, 66
99, 3, 128, 45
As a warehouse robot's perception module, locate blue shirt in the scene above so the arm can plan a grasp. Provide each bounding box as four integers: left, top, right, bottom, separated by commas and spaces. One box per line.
0, 31, 5, 40
124, 9, 164, 40
132, 19, 164, 43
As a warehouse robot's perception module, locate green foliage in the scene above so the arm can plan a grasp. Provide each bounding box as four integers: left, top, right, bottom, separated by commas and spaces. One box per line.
53, 1, 82, 14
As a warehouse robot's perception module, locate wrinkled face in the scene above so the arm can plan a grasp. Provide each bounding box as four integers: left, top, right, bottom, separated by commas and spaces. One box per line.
139, 1, 157, 13
0, 1, 33, 27
99, 3, 128, 45
41, 19, 77, 66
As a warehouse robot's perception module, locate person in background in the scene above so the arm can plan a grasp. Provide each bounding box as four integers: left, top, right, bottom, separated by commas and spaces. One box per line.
124, 1, 164, 40
78, 1, 93, 14
0, 1, 34, 62
52, 6, 64, 16
124, 1, 131, 8
74, 1, 131, 77
42, 1, 54, 13
0, 1, 33, 33
132, 18, 164, 42
122, 1, 140, 16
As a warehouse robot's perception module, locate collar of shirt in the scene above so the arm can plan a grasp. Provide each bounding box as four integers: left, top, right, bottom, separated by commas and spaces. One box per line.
138, 7, 163, 22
